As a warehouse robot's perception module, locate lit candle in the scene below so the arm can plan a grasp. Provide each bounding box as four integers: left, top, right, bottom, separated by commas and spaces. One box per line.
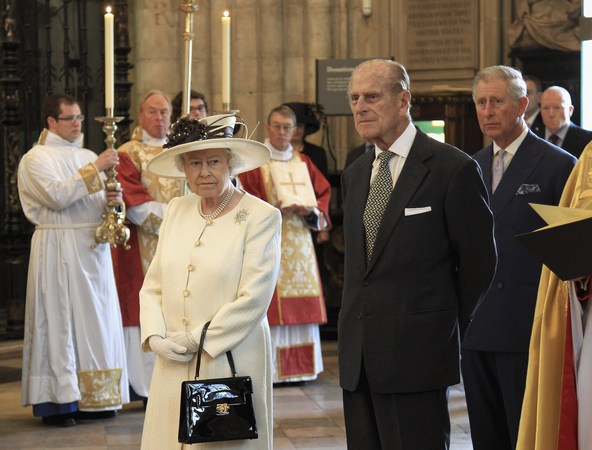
221, 10, 231, 110
104, 6, 115, 113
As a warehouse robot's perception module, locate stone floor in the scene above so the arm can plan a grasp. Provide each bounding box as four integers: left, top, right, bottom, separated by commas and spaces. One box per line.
0, 340, 473, 449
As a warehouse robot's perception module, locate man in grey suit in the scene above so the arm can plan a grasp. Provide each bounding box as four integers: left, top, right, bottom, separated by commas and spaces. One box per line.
339, 59, 497, 449
462, 66, 576, 450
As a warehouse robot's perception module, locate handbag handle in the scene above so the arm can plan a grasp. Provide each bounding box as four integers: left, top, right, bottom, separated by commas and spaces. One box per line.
194, 321, 238, 380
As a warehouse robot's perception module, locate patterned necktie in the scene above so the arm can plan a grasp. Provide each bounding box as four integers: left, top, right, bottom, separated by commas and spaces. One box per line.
549, 134, 560, 146
492, 148, 505, 193
363, 150, 394, 262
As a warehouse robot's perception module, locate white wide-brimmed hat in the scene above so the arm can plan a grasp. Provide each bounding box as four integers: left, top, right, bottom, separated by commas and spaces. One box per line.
147, 114, 270, 179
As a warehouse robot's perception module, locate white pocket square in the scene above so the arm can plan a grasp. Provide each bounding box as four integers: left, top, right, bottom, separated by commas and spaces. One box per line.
404, 206, 432, 216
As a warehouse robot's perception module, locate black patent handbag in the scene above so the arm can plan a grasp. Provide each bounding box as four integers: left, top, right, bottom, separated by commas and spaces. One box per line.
178, 321, 258, 444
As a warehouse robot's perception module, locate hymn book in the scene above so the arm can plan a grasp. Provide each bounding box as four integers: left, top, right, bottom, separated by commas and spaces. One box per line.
268, 161, 318, 208
516, 203, 592, 281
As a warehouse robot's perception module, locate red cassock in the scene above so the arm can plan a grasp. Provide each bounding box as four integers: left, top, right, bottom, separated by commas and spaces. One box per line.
111, 152, 152, 326
238, 152, 331, 328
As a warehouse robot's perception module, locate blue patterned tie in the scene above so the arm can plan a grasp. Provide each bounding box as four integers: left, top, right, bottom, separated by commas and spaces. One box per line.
363, 150, 394, 262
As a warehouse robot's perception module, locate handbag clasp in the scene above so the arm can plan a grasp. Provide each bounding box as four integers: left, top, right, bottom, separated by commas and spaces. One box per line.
216, 403, 230, 415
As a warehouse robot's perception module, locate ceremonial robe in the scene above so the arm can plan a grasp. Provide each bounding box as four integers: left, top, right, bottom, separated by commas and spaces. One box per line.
518, 141, 592, 450
112, 126, 184, 398
239, 151, 331, 383
18, 130, 129, 412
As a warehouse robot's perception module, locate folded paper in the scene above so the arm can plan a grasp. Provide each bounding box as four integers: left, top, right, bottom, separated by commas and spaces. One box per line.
515, 203, 592, 281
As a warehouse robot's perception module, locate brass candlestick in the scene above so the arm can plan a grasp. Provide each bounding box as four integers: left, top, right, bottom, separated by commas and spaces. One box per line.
92, 115, 130, 249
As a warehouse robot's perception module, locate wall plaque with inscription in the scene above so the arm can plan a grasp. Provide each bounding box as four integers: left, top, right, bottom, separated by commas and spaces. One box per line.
316, 58, 372, 116
405, 0, 478, 71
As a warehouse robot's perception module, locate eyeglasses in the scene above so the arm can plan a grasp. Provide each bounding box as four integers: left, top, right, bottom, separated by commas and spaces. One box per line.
56, 115, 85, 122
190, 105, 207, 112
269, 123, 294, 132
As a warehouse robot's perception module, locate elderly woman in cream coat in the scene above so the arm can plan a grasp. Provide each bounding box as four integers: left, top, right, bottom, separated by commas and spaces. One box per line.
139, 114, 281, 449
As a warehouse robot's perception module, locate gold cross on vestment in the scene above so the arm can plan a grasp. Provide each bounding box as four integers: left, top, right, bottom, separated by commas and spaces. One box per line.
280, 172, 306, 194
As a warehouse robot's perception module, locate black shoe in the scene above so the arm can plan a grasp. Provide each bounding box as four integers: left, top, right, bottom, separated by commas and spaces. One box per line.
273, 380, 308, 388
42, 414, 76, 427
74, 410, 118, 420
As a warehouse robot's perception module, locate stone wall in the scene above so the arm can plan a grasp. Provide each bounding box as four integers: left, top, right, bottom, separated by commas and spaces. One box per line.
128, 0, 511, 169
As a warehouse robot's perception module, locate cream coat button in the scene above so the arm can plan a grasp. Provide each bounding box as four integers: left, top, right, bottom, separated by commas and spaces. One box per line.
187, 264, 194, 272
182, 289, 190, 297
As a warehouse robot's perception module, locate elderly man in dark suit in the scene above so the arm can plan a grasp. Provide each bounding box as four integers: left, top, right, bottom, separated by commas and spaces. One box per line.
339, 58, 497, 449
535, 85, 592, 158
462, 66, 576, 450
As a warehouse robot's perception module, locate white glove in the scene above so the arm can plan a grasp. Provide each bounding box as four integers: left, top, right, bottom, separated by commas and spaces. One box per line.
148, 335, 193, 362
165, 331, 200, 353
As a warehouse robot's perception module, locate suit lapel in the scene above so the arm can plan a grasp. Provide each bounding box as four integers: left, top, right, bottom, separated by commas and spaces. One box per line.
491, 132, 543, 218
476, 144, 494, 199
562, 123, 577, 149
348, 152, 374, 267
366, 129, 430, 271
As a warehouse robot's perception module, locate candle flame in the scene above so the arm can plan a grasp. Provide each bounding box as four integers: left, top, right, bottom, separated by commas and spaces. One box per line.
106, 6, 112, 14
223, 10, 229, 17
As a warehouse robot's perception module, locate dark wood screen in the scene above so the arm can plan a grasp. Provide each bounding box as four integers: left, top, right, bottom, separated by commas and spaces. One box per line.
411, 93, 482, 156
0, 0, 133, 340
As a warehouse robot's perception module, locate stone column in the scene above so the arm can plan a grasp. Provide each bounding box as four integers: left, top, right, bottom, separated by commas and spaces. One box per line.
130, 0, 183, 116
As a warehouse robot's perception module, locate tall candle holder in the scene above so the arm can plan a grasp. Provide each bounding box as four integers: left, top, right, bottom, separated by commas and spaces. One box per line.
221, 11, 231, 112
92, 115, 130, 249
180, 1, 199, 117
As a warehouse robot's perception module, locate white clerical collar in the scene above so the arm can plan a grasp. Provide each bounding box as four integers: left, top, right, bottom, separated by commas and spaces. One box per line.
44, 129, 84, 148
142, 129, 166, 147
264, 138, 293, 161
492, 126, 528, 158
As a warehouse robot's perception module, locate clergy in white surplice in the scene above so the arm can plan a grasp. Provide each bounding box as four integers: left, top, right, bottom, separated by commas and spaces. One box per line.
239, 104, 332, 384
17, 94, 128, 427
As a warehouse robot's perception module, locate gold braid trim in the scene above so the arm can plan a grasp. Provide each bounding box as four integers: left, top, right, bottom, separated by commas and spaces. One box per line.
142, 212, 163, 235
130, 125, 143, 142
38, 129, 49, 145
580, 153, 592, 201
78, 368, 122, 408
79, 163, 104, 194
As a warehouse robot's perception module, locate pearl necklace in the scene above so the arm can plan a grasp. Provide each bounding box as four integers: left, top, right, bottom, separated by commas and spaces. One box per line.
198, 187, 234, 225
